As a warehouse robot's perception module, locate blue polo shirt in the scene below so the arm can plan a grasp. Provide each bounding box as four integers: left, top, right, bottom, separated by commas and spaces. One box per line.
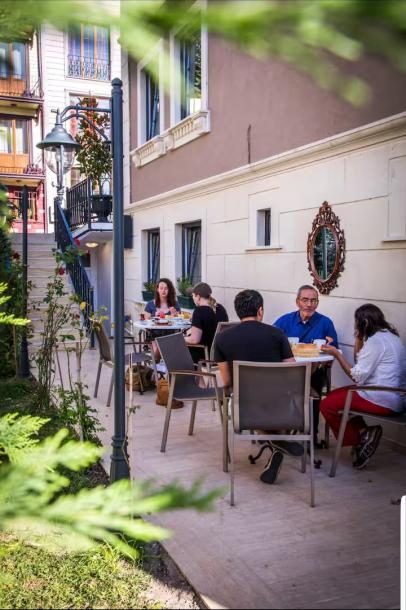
274, 311, 338, 348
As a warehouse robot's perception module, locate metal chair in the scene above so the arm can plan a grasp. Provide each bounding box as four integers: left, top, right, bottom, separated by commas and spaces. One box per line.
328, 384, 406, 477
93, 323, 154, 406
209, 321, 241, 363
228, 360, 314, 507
155, 333, 223, 461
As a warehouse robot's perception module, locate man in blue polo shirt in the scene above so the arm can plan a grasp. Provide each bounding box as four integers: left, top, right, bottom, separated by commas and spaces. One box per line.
274, 284, 338, 445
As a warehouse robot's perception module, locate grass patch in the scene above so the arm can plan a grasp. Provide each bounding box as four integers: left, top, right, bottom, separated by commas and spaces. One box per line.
0, 538, 159, 609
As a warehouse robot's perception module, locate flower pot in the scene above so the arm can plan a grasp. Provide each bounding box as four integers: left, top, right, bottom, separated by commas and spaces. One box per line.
91, 195, 112, 221
142, 290, 155, 302
178, 295, 196, 310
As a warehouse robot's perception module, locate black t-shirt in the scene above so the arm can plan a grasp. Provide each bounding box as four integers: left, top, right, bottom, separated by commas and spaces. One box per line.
191, 303, 229, 349
213, 320, 293, 384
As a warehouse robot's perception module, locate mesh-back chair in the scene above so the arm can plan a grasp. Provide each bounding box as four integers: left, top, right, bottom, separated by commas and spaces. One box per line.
94, 323, 153, 406
329, 384, 406, 477
210, 321, 241, 363
155, 333, 223, 460
228, 360, 314, 507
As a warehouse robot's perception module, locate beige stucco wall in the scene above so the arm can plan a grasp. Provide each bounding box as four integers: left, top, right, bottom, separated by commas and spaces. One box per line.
125, 113, 406, 389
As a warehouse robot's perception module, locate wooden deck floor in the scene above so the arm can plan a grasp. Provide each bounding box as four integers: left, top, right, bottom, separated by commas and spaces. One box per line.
60, 349, 405, 609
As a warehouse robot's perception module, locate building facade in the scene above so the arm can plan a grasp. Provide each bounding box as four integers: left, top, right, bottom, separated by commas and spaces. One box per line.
123, 17, 406, 407
0, 31, 45, 234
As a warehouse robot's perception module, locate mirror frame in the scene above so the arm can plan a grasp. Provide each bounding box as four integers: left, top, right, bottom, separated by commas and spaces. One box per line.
307, 201, 345, 294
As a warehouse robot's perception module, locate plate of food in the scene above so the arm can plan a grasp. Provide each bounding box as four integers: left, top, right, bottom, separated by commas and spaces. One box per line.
292, 343, 320, 358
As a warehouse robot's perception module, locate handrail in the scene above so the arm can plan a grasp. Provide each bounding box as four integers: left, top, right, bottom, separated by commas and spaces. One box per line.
54, 198, 94, 347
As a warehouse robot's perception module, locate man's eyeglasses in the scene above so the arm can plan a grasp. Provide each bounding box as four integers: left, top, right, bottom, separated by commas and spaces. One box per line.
300, 298, 319, 305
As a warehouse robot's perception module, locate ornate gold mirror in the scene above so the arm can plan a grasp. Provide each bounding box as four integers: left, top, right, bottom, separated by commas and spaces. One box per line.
307, 201, 345, 294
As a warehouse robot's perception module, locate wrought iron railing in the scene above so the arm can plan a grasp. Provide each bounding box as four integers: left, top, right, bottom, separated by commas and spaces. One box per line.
55, 198, 95, 347
67, 55, 110, 81
66, 177, 112, 231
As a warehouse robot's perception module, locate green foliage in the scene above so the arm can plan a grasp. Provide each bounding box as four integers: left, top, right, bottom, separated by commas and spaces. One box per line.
54, 385, 104, 447
0, 283, 30, 327
0, 541, 154, 609
0, 0, 405, 105
0, 412, 48, 464
176, 276, 193, 296
143, 279, 157, 292
74, 96, 111, 192
0, 414, 221, 558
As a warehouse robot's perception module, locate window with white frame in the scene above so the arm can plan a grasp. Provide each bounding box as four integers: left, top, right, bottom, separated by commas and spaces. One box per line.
137, 46, 163, 146
147, 229, 160, 284
257, 209, 271, 247
182, 221, 201, 285
171, 16, 207, 126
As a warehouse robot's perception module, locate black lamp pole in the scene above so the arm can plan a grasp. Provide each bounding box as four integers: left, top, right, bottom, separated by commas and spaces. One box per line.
37, 79, 130, 481
110, 78, 130, 482
19, 185, 30, 378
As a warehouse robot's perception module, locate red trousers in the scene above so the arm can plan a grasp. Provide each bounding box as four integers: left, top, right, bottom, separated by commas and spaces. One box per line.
320, 387, 394, 447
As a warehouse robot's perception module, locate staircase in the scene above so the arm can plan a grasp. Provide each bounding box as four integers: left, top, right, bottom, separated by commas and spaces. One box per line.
11, 233, 81, 351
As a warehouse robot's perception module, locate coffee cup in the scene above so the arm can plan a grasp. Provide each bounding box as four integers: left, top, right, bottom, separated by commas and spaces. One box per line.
288, 337, 299, 345
313, 339, 326, 347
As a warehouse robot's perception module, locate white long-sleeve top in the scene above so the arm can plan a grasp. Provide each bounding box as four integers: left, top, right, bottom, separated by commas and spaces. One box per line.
351, 330, 406, 412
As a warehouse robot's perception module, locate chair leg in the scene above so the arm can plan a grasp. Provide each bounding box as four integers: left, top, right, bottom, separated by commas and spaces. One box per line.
223, 397, 229, 473
107, 370, 114, 407
160, 376, 175, 452
230, 421, 235, 507
329, 392, 353, 478
301, 443, 307, 473
188, 400, 197, 435
310, 436, 315, 508
136, 362, 144, 395
94, 360, 102, 397
324, 421, 330, 449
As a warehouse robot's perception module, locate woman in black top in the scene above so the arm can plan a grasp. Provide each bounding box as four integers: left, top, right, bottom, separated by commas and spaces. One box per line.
185, 282, 228, 363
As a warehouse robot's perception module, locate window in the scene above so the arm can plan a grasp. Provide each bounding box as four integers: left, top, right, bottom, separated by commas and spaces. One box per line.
8, 187, 38, 221
180, 30, 201, 120
144, 69, 160, 141
182, 221, 201, 285
68, 25, 110, 80
0, 42, 26, 79
0, 118, 27, 154
138, 50, 162, 145
257, 209, 271, 246
147, 229, 160, 284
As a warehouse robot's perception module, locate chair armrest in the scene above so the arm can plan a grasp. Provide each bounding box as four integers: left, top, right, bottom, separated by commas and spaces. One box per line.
187, 343, 208, 349
348, 385, 406, 393
171, 369, 217, 379
198, 359, 218, 366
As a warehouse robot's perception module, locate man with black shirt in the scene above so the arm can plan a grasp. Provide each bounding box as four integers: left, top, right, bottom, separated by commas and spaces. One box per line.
213, 289, 303, 485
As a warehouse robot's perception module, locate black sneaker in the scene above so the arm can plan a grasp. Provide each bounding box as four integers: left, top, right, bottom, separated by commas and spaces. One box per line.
270, 440, 304, 457
260, 450, 284, 484
353, 425, 383, 470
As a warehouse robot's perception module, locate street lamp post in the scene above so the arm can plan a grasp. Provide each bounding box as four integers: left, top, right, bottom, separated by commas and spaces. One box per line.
19, 185, 30, 378
37, 78, 129, 482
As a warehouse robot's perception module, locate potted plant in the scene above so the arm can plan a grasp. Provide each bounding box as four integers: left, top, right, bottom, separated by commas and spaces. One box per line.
75, 97, 112, 221
142, 279, 156, 302
177, 276, 195, 310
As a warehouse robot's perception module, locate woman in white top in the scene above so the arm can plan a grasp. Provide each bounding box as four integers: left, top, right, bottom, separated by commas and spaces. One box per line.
320, 304, 406, 469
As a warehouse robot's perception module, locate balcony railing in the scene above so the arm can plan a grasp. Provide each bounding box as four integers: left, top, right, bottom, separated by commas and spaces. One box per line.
66, 177, 112, 231
0, 162, 44, 176
0, 76, 42, 99
67, 55, 110, 81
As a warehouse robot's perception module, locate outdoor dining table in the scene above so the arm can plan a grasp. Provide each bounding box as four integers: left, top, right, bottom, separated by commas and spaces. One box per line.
131, 318, 192, 333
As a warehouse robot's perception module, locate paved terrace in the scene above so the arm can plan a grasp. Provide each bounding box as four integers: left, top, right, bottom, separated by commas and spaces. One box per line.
57, 347, 404, 610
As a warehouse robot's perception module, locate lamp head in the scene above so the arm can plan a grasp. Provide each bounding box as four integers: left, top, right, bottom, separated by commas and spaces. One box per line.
37, 110, 81, 175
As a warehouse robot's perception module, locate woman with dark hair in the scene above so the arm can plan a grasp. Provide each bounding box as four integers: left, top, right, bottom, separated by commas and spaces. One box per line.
144, 278, 180, 318
185, 282, 228, 363
143, 278, 181, 359
320, 304, 406, 469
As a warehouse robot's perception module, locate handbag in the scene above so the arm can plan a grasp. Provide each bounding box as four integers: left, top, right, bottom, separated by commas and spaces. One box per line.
156, 379, 184, 409
125, 365, 155, 392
